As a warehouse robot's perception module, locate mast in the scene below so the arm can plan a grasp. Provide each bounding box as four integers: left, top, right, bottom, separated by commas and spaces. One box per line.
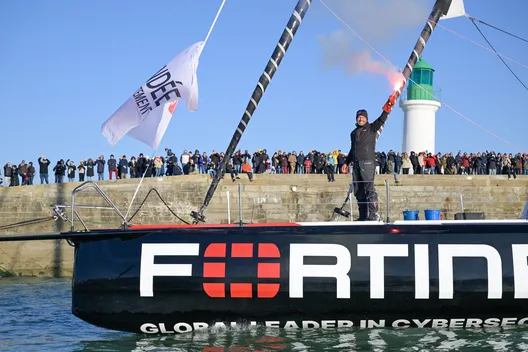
392, 0, 453, 99
190, 0, 312, 224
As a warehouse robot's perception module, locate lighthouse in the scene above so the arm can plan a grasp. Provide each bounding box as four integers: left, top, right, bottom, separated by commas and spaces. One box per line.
400, 57, 441, 155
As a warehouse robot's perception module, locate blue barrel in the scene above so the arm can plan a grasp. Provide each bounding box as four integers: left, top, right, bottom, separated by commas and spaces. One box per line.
403, 210, 419, 220
424, 209, 441, 220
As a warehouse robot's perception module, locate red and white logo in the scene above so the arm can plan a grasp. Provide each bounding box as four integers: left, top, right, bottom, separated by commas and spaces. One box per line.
202, 243, 281, 298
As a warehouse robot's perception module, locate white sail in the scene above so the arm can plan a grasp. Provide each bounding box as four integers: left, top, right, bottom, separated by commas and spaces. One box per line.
440, 0, 466, 20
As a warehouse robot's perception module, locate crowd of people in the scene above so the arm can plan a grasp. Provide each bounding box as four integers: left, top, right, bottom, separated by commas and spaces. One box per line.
1, 148, 526, 187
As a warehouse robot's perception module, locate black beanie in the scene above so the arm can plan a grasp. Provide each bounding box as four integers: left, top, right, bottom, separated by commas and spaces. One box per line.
356, 109, 368, 120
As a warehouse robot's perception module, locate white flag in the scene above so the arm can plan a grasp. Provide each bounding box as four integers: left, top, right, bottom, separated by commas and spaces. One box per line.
101, 41, 205, 149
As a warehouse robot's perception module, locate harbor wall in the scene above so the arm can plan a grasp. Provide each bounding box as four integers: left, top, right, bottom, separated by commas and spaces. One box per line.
0, 174, 526, 277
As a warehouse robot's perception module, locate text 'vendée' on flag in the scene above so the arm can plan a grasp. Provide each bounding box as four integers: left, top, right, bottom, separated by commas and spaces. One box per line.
101, 41, 205, 149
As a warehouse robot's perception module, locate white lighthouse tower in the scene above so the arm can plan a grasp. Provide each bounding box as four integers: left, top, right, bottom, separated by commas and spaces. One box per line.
400, 57, 441, 154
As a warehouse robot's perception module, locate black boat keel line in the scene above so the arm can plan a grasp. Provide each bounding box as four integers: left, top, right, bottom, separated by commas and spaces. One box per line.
190, 0, 312, 224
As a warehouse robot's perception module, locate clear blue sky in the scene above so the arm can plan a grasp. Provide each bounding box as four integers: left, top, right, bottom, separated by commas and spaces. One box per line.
1, 0, 526, 167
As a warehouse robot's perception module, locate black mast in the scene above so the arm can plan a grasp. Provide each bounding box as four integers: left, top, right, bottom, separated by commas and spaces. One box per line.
190, 0, 312, 224
392, 0, 453, 98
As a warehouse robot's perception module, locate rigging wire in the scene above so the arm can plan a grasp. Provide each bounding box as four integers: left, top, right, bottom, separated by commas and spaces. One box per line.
469, 17, 528, 92
434, 22, 528, 70
467, 15, 528, 44
384, 0, 528, 70
318, 0, 523, 151
0, 216, 57, 231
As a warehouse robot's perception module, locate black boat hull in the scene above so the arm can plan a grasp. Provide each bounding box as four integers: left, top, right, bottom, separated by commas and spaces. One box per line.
71, 221, 528, 334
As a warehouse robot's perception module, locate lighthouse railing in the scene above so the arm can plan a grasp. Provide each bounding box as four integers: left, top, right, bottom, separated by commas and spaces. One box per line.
399, 86, 442, 103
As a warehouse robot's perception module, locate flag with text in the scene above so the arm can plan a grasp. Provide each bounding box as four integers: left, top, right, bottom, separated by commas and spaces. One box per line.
101, 41, 205, 149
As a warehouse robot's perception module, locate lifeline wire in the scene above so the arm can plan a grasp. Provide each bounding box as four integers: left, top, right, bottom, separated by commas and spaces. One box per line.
318, 0, 523, 151
469, 18, 528, 92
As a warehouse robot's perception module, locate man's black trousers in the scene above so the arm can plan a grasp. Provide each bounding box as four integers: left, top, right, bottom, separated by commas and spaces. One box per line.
352, 160, 378, 220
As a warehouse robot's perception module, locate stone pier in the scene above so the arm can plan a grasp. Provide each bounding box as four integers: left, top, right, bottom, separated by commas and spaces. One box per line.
0, 174, 526, 277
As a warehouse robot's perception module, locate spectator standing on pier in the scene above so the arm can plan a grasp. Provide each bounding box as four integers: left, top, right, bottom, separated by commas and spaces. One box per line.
38, 156, 50, 184
108, 155, 118, 180
96, 155, 105, 180
4, 162, 12, 186
119, 155, 128, 179
86, 158, 95, 181
78, 161, 86, 182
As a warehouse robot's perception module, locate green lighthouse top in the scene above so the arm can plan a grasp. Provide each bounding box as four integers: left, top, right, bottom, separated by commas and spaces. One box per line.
406, 57, 437, 101
413, 57, 433, 71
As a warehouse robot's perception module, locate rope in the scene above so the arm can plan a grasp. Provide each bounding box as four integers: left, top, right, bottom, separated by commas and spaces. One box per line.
469, 18, 528, 92
0, 216, 57, 231
127, 188, 190, 224
468, 15, 528, 44
318, 0, 524, 151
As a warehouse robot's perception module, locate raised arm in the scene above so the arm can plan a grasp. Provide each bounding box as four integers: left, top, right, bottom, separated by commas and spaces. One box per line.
370, 93, 396, 132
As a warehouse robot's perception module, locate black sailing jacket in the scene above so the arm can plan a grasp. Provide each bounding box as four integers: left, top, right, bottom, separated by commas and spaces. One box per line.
345, 111, 389, 164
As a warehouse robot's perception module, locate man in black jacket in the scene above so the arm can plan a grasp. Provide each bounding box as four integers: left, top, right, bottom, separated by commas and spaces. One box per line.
345, 94, 396, 221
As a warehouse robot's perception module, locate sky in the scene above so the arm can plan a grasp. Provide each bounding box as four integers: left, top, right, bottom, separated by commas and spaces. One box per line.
1, 0, 527, 167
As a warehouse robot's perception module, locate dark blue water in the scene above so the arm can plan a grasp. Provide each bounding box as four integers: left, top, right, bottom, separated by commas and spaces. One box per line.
1, 277, 528, 351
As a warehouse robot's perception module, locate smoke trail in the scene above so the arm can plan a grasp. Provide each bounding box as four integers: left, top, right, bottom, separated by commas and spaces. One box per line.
318, 29, 402, 84
318, 0, 431, 82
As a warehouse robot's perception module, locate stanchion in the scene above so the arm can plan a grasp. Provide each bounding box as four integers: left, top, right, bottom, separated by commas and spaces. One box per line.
226, 191, 231, 224
238, 183, 243, 226
385, 179, 391, 223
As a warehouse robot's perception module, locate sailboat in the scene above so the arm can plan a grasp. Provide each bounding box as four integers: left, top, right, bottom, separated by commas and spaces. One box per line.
1, 0, 528, 335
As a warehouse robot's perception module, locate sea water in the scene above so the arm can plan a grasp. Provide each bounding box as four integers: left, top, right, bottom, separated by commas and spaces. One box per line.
1, 277, 528, 351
